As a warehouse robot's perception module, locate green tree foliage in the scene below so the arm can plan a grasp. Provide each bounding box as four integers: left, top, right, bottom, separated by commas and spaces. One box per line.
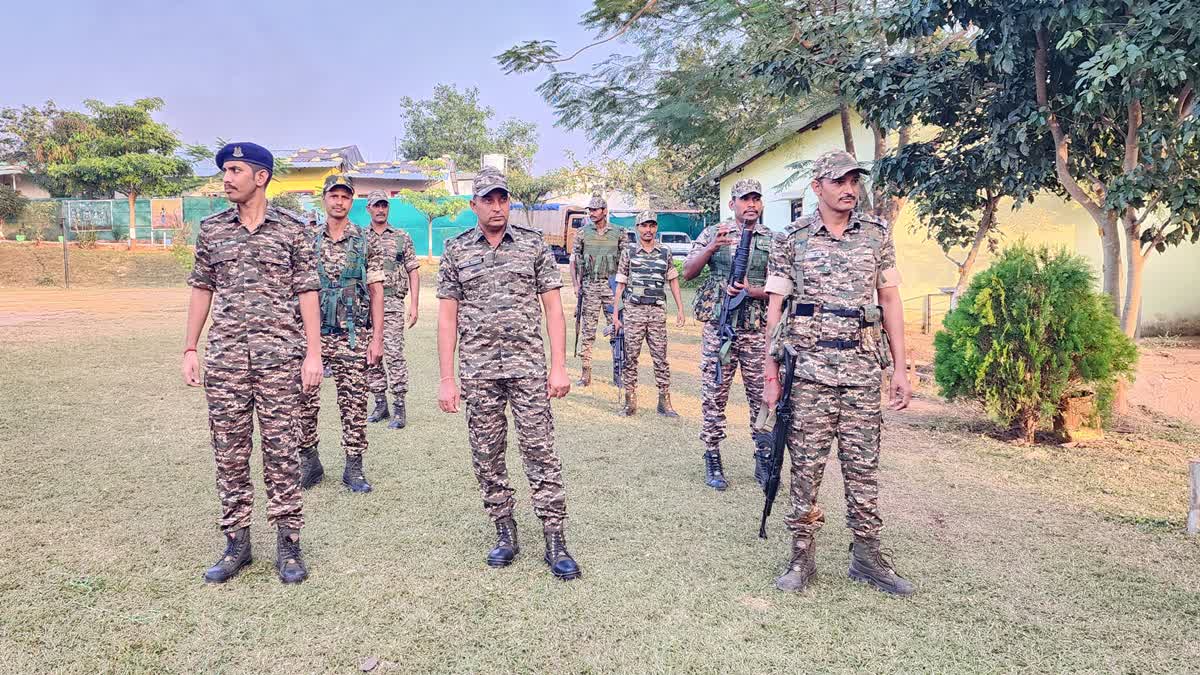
934, 244, 1137, 444
0, 184, 29, 227
396, 84, 539, 173
0, 100, 94, 195
397, 187, 470, 260
507, 170, 565, 228
268, 192, 303, 214
884, 0, 1200, 337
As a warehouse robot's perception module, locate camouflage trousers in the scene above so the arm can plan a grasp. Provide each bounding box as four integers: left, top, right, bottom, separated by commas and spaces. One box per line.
699, 322, 766, 452
622, 303, 670, 393
461, 376, 568, 532
784, 381, 883, 541
577, 277, 614, 368
298, 330, 369, 457
204, 364, 303, 533
367, 303, 408, 397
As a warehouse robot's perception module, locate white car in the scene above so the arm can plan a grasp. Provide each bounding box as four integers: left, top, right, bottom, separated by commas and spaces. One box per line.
659, 231, 694, 257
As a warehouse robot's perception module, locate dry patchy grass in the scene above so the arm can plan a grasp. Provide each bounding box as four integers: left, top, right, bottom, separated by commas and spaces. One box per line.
0, 288, 1198, 673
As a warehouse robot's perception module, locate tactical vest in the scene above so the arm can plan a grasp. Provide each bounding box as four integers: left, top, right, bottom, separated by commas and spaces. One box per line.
692, 224, 772, 329
579, 225, 622, 281
316, 230, 371, 347
711, 226, 771, 287
625, 245, 671, 306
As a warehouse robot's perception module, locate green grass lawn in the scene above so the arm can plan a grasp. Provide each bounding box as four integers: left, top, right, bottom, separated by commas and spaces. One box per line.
1, 288, 1198, 673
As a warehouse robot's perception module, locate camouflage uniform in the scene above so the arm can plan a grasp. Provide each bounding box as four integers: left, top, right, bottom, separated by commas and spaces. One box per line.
615, 232, 678, 394
572, 208, 624, 372
189, 205, 317, 533
765, 197, 901, 542
366, 221, 420, 399
438, 192, 569, 532
687, 213, 773, 455
297, 183, 385, 459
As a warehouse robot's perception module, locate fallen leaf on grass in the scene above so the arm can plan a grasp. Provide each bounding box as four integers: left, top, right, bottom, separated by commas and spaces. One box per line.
360, 656, 379, 672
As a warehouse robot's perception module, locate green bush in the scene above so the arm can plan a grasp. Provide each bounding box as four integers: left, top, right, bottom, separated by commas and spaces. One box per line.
674, 259, 709, 288
933, 244, 1137, 444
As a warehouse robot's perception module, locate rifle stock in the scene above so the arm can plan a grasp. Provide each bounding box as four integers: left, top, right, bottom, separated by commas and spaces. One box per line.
573, 282, 584, 358
759, 346, 798, 539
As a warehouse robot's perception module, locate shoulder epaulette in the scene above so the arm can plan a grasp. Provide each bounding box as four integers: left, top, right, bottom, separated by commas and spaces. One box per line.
199, 207, 236, 226
510, 222, 540, 235
786, 214, 818, 235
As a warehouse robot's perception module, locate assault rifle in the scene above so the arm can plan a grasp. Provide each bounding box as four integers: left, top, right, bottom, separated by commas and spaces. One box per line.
572, 280, 585, 358
714, 225, 755, 386
604, 276, 625, 388
759, 345, 798, 539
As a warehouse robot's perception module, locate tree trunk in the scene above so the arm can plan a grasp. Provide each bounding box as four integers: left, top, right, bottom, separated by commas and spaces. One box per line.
427, 216, 434, 262
838, 99, 857, 156
1019, 413, 1038, 445
1100, 213, 1122, 313
951, 193, 998, 307
1121, 218, 1147, 339
127, 192, 137, 250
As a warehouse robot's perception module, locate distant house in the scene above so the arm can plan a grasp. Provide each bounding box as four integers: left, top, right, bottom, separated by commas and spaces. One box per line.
0, 164, 50, 199
700, 102, 1200, 333
346, 160, 444, 196
268, 145, 365, 197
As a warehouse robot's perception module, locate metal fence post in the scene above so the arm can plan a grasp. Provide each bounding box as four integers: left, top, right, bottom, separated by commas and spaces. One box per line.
1188, 459, 1199, 535
60, 216, 70, 289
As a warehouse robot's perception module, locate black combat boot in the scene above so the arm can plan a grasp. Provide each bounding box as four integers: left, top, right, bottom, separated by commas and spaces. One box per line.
576, 366, 591, 387
203, 526, 252, 583
620, 391, 636, 417
703, 450, 728, 491
299, 445, 324, 489
275, 527, 308, 584
342, 454, 373, 493
486, 517, 519, 568
848, 538, 915, 596
367, 394, 390, 423
543, 530, 581, 581
656, 392, 679, 418
387, 396, 407, 429
753, 446, 772, 488
775, 537, 817, 592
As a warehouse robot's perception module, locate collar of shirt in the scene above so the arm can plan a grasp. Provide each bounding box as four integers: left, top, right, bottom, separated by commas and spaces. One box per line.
228, 206, 285, 232
325, 222, 361, 244
812, 214, 863, 238
471, 222, 515, 245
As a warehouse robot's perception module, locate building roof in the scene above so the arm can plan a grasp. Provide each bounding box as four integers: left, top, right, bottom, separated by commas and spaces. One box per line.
0, 164, 28, 176
346, 160, 438, 182
277, 145, 364, 169
698, 97, 840, 184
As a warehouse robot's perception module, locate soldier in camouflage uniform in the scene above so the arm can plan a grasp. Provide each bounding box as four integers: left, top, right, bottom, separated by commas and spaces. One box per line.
182, 141, 321, 585
363, 190, 421, 430
612, 211, 686, 417
437, 166, 581, 581
763, 150, 915, 596
297, 174, 386, 494
682, 178, 773, 492
570, 192, 625, 386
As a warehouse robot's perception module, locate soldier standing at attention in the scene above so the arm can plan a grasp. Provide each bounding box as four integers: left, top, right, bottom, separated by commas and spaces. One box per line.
570, 192, 624, 386
437, 167, 581, 581
611, 211, 685, 417
182, 142, 322, 584
763, 150, 914, 596
297, 174, 385, 493
364, 191, 421, 429
682, 179, 774, 492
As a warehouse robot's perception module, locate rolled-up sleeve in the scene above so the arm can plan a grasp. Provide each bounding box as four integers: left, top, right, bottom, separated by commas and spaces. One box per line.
187, 227, 215, 291
400, 233, 420, 272
290, 227, 319, 294
876, 225, 902, 289
436, 244, 462, 300
365, 235, 386, 284
764, 231, 794, 296
535, 242, 564, 294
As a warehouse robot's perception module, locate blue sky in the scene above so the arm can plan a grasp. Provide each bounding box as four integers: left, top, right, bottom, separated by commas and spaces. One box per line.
2, 0, 617, 172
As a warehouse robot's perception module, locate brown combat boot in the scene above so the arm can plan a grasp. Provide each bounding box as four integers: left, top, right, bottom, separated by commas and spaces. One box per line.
576, 366, 592, 387
775, 536, 816, 592
620, 390, 636, 416
848, 537, 915, 596
656, 392, 678, 418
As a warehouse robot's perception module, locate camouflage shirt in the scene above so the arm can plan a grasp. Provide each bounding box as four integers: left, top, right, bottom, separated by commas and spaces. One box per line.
765, 211, 901, 387
685, 220, 773, 330
367, 225, 420, 312
187, 206, 319, 370
316, 223, 386, 288
437, 222, 564, 380
572, 222, 625, 281
615, 243, 678, 306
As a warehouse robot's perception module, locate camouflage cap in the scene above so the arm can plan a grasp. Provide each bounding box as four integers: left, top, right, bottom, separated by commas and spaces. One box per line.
366, 190, 389, 206
812, 150, 867, 181
323, 173, 355, 195
731, 178, 763, 199
635, 210, 658, 225
588, 192, 607, 210
472, 167, 508, 197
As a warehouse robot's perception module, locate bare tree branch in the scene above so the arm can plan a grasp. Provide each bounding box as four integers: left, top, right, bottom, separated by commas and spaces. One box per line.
542, 0, 660, 66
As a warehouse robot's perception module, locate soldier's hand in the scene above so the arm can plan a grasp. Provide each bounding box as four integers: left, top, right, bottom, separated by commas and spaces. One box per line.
675, 312, 686, 327
407, 305, 419, 329
612, 316, 623, 333
889, 371, 912, 411
182, 350, 202, 387
366, 337, 384, 365
438, 378, 460, 413
301, 354, 322, 393
547, 366, 571, 399
763, 373, 781, 409
727, 279, 746, 297
712, 223, 736, 248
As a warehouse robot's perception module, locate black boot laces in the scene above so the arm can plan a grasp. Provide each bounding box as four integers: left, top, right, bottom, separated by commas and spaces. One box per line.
705, 452, 725, 477
279, 534, 302, 565
547, 532, 569, 560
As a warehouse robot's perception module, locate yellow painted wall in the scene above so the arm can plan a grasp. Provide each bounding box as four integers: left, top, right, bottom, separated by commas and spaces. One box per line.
719, 111, 1200, 329
266, 168, 336, 197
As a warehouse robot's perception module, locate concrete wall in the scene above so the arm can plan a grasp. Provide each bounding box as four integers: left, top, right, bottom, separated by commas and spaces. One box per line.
10, 175, 50, 199
717, 110, 1200, 329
